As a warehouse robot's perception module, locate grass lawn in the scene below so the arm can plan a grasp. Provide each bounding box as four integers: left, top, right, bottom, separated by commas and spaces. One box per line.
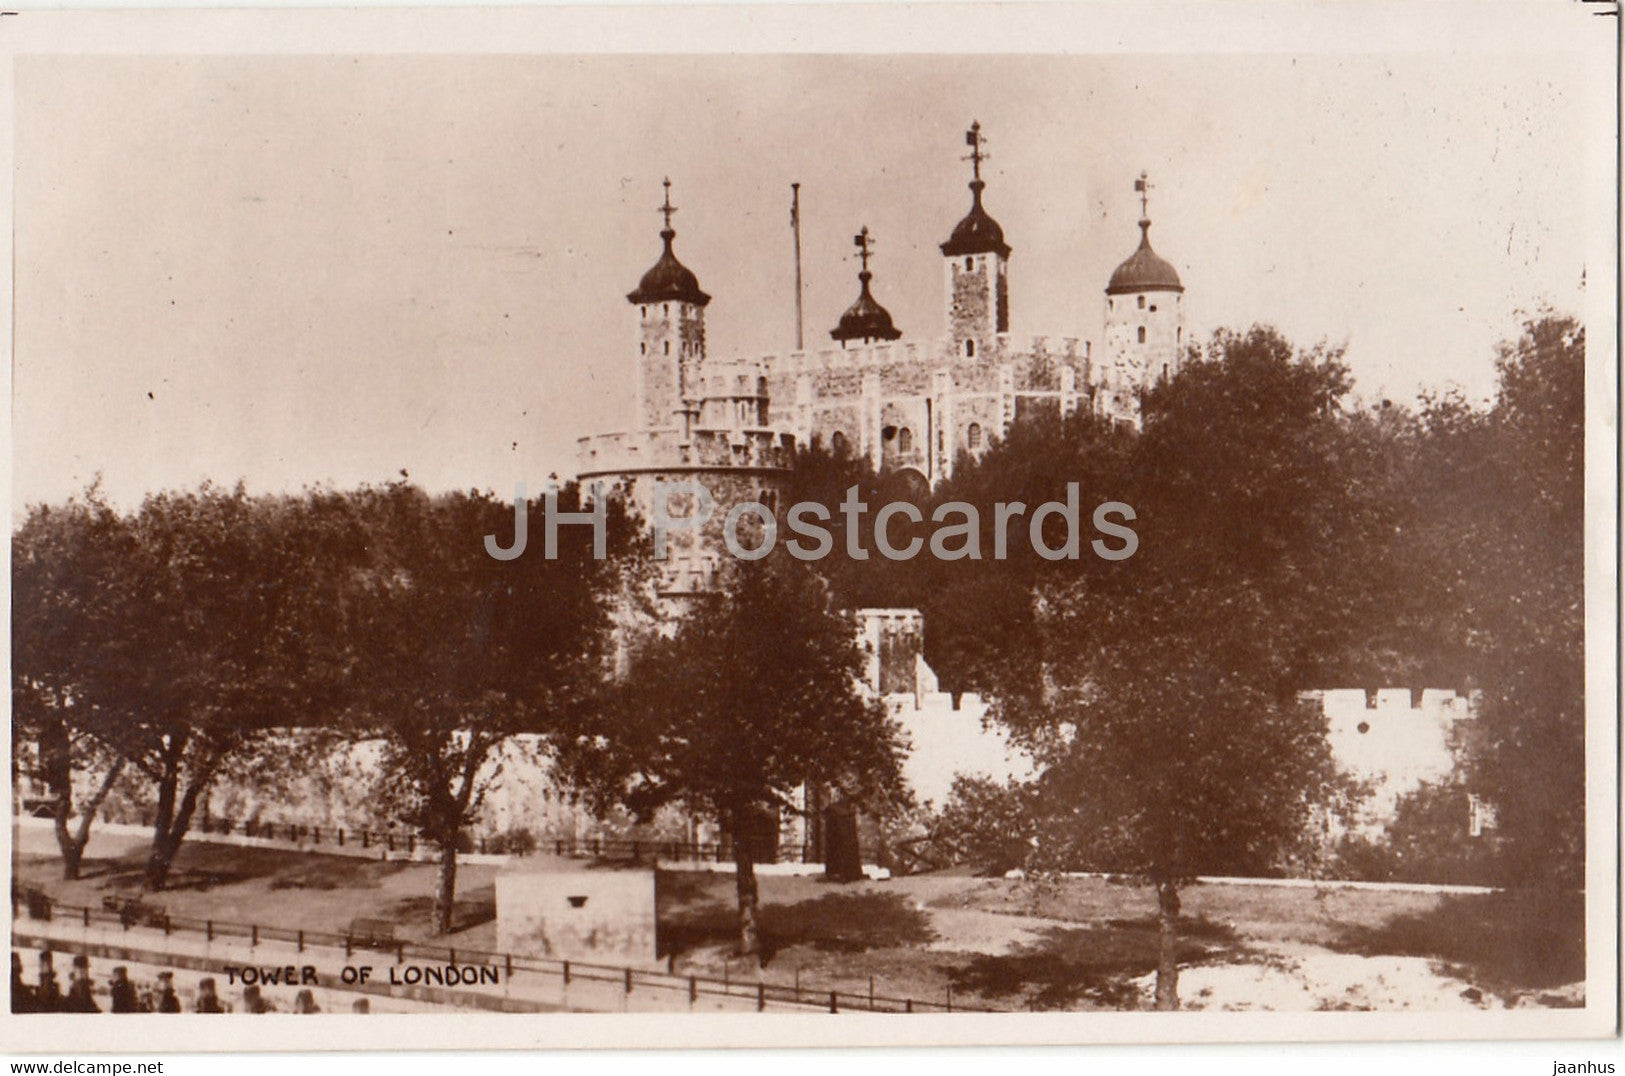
13, 834, 1586, 1012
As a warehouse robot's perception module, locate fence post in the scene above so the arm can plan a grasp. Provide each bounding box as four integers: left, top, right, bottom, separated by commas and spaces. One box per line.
945, 985, 952, 1013
345, 935, 353, 958
397, 942, 405, 965
206, 920, 213, 942
251, 924, 258, 948
505, 953, 512, 980
298, 930, 305, 953
869, 975, 874, 1011
449, 948, 456, 968
408, 835, 415, 854
758, 983, 766, 1012
906, 999, 913, 1014
82, 908, 90, 929
362, 831, 369, 849
624, 967, 632, 994
689, 977, 697, 1006
338, 829, 345, 847
563, 961, 570, 986
829, 991, 838, 1014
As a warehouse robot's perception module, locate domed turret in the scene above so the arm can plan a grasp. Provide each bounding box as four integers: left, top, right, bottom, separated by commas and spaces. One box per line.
627, 178, 711, 307
629, 179, 710, 428
941, 122, 1011, 357
1101, 172, 1188, 423
1106, 219, 1183, 295
831, 226, 902, 347
939, 123, 1011, 260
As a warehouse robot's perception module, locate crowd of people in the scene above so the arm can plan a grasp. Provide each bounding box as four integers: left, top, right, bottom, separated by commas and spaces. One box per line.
11, 949, 370, 1013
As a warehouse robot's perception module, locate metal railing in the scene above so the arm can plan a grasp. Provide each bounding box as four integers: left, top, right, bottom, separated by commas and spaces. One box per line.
12, 894, 979, 1014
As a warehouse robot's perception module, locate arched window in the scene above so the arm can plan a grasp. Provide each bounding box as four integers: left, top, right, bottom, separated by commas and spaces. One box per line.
831, 431, 849, 457
1177, 327, 1183, 343
1137, 327, 1146, 344
664, 340, 671, 354
898, 428, 913, 453
966, 339, 976, 358
663, 304, 669, 316
1137, 295, 1146, 309
640, 342, 646, 355
965, 256, 974, 271
967, 422, 983, 450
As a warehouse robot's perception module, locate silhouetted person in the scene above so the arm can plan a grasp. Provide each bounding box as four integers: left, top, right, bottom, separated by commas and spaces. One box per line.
33, 951, 61, 1012
292, 989, 319, 1014
109, 966, 140, 1013
351, 997, 370, 1013
241, 984, 274, 1013
154, 971, 181, 1013
64, 955, 99, 1013
12, 953, 34, 1013
195, 977, 225, 1013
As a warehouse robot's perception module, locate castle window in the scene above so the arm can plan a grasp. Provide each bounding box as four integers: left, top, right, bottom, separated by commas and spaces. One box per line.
965, 256, 973, 271
1149, 304, 1158, 313
1356, 721, 1371, 735
663, 304, 669, 316
966, 339, 976, 358
664, 340, 671, 354
967, 422, 983, 450
1137, 327, 1146, 344
641, 306, 647, 317
760, 489, 778, 513
640, 342, 646, 355
1177, 327, 1183, 343
1137, 295, 1145, 309
831, 431, 849, 457
882, 425, 898, 441
898, 428, 913, 453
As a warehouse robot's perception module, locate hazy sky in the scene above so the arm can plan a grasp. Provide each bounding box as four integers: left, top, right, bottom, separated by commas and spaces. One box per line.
12, 47, 1593, 509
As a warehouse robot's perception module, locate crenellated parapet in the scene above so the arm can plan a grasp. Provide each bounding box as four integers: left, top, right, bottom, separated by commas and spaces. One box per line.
577, 426, 795, 479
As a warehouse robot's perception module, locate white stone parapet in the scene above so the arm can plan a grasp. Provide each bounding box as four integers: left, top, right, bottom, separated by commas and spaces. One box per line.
577, 426, 795, 477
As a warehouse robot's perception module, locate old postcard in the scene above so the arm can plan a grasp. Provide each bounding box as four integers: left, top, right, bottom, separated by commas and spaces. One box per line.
1, 0, 1617, 1053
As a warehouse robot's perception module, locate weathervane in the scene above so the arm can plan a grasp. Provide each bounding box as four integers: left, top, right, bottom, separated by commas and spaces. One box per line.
964, 121, 988, 183
659, 177, 677, 233
1135, 170, 1153, 222
853, 226, 875, 276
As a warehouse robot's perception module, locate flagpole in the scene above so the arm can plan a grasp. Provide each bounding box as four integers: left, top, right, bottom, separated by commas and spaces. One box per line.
791, 182, 804, 352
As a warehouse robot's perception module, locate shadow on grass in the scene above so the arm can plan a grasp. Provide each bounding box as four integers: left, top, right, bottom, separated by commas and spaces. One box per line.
1328, 889, 1584, 999
380, 883, 497, 939
660, 888, 936, 963
945, 915, 1243, 1011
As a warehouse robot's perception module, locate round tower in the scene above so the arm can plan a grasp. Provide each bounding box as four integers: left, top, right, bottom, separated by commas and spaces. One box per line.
940, 121, 1010, 360
1101, 172, 1185, 422
627, 178, 710, 430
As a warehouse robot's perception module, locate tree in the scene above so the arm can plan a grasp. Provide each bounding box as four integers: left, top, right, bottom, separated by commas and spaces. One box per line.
13, 484, 335, 890
985, 328, 1371, 1008
1404, 316, 1585, 887
332, 483, 636, 935
12, 491, 136, 879
570, 555, 908, 958
121, 486, 347, 890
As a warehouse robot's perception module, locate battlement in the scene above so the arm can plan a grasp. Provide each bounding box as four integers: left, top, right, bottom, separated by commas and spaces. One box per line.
711, 332, 1094, 378
577, 425, 795, 477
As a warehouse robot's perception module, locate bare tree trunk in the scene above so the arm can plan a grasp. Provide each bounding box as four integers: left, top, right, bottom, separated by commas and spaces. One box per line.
734, 850, 761, 959
434, 836, 458, 936
56, 758, 125, 881
1154, 879, 1181, 1011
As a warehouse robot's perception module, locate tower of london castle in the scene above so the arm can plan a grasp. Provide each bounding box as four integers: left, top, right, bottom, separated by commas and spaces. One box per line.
578, 123, 1187, 598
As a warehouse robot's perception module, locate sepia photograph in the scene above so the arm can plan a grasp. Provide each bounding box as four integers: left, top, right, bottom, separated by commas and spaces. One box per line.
2, 1, 1617, 1055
